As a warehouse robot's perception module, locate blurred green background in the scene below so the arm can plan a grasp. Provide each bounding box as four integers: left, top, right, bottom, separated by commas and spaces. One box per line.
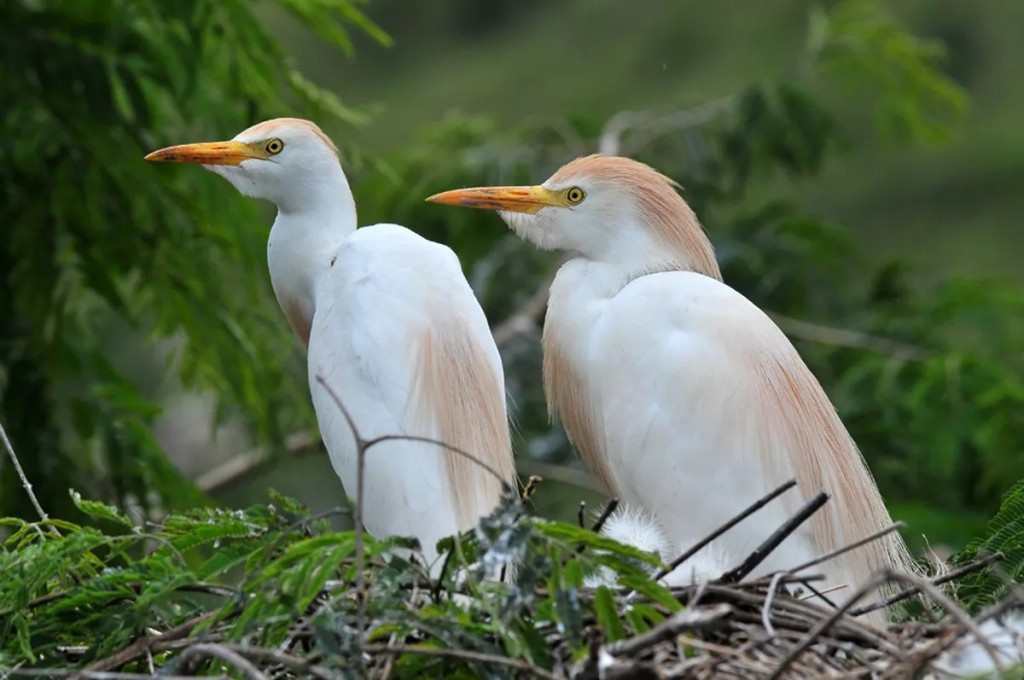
2, 0, 1023, 562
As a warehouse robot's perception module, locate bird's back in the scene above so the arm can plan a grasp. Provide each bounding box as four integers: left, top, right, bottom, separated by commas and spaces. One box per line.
544, 262, 916, 600
307, 224, 516, 564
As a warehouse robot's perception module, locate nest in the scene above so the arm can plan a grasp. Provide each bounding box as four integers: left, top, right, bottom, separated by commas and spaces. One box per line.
570, 576, 1023, 679
7, 481, 1022, 680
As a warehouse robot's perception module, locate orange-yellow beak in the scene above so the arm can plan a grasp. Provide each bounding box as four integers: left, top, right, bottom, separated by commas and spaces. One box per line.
425, 185, 562, 214
144, 140, 263, 166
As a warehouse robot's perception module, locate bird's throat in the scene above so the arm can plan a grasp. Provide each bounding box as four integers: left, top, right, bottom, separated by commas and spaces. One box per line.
267, 209, 351, 351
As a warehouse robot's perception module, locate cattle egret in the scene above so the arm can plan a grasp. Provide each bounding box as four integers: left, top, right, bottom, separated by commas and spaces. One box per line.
427, 154, 918, 610
146, 118, 517, 568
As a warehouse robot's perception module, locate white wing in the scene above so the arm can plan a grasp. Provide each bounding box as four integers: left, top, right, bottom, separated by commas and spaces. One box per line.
307, 223, 515, 565
546, 264, 912, 596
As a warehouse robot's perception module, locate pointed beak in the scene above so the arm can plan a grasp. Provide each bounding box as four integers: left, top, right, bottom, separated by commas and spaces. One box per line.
144, 140, 261, 166
425, 185, 562, 214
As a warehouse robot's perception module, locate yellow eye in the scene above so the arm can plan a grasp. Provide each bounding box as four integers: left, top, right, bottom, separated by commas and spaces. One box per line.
565, 186, 586, 205
265, 138, 284, 155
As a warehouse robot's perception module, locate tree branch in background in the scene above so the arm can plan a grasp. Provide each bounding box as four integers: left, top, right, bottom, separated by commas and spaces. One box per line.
770, 313, 931, 361
489, 276, 552, 348
598, 95, 736, 156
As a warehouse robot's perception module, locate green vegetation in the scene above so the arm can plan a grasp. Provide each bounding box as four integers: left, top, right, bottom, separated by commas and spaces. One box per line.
0, 0, 384, 519
2, 0, 1024, 675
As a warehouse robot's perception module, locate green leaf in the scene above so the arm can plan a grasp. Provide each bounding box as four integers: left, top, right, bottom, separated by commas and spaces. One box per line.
69, 490, 134, 528
594, 585, 627, 642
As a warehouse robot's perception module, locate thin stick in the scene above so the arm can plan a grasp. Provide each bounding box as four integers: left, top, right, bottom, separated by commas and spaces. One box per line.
850, 552, 1004, 617
785, 522, 905, 578
767, 571, 890, 680
362, 643, 561, 680
81, 610, 221, 673
591, 498, 619, 534
0, 420, 58, 535
214, 644, 335, 680
607, 603, 733, 657
9, 672, 229, 680
762, 572, 788, 639
722, 491, 829, 583
314, 375, 369, 634
178, 643, 268, 680
883, 571, 1005, 673
652, 480, 797, 582
566, 498, 620, 566
364, 434, 509, 488
577, 501, 587, 528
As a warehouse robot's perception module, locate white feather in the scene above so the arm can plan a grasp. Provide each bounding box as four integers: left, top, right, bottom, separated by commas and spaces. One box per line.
932, 612, 1024, 677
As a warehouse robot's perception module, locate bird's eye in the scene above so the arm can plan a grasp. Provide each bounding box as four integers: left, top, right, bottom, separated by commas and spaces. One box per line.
565, 186, 586, 205
265, 138, 284, 155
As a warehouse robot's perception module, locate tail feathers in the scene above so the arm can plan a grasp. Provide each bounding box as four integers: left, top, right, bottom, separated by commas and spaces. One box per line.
413, 317, 517, 529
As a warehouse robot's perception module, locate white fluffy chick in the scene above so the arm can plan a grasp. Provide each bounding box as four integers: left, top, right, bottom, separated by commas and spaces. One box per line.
583, 504, 733, 588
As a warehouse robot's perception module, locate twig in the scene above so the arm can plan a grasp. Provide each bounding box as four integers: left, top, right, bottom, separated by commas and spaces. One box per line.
490, 277, 552, 347
762, 572, 789, 639
8, 672, 229, 680
770, 313, 931, 362
314, 375, 369, 634
652, 480, 798, 583
0, 419, 58, 535
882, 571, 1005, 673
597, 96, 735, 156
786, 522, 905, 578
79, 610, 221, 674
522, 474, 543, 500
364, 434, 509, 488
577, 501, 587, 528
178, 643, 268, 680
314, 376, 518, 631
722, 491, 829, 583
213, 644, 335, 680
362, 643, 561, 680
590, 498, 620, 534
850, 552, 1005, 617
767, 571, 891, 680
519, 459, 604, 494
196, 431, 317, 493
607, 604, 733, 657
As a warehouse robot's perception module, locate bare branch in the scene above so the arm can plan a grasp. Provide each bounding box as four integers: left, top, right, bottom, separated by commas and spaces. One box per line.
0, 418, 58, 535
196, 431, 317, 493
362, 643, 561, 680
313, 374, 369, 634
598, 96, 735, 156
489, 277, 552, 347
770, 312, 931, 361
650, 479, 798, 584
178, 644, 268, 680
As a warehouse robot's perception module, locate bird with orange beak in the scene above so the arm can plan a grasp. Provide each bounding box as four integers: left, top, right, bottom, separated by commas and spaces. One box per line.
427, 155, 919, 614
146, 119, 518, 571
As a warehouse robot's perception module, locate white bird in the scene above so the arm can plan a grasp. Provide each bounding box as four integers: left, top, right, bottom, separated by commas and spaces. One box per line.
427, 154, 918, 613
145, 118, 518, 569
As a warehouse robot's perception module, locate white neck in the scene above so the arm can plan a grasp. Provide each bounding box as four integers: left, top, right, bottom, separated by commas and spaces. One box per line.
266, 163, 356, 346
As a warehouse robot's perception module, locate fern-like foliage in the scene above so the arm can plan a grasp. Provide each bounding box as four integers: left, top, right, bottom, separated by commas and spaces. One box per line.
950, 479, 1024, 612
0, 0, 386, 521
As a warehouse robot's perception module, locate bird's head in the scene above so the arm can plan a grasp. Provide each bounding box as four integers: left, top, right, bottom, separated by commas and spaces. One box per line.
427, 154, 720, 278
145, 118, 344, 212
